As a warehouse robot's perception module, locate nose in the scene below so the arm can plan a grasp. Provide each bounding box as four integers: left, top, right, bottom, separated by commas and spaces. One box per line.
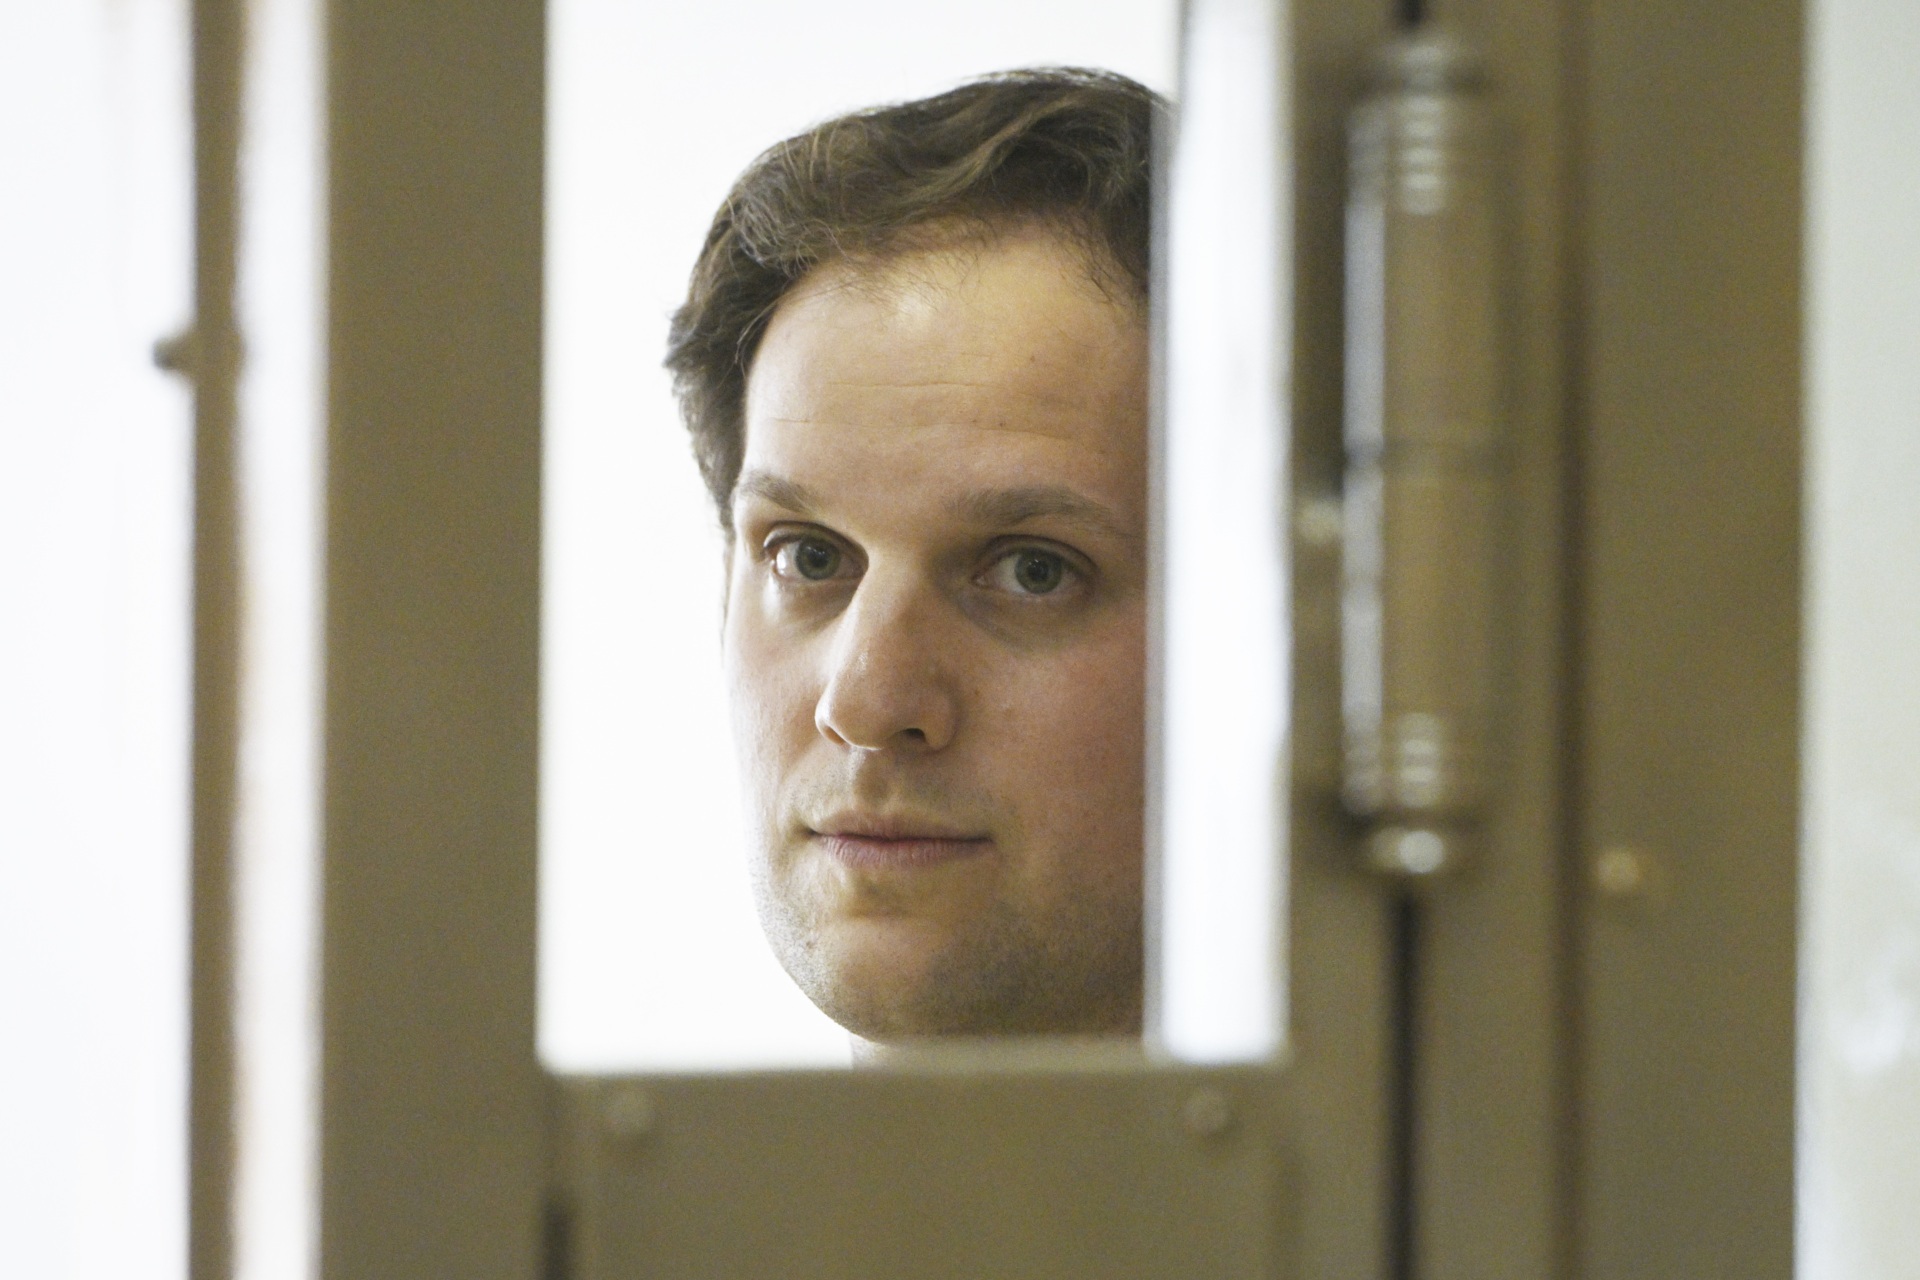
814, 574, 959, 753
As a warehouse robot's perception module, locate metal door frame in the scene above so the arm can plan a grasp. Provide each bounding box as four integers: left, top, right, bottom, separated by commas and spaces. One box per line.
181, 0, 1808, 1273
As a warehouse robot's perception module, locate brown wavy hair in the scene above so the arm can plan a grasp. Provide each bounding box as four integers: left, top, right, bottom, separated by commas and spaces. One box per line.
664, 67, 1164, 531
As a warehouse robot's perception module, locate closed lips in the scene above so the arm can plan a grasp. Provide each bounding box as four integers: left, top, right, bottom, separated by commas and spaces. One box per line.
811, 820, 992, 868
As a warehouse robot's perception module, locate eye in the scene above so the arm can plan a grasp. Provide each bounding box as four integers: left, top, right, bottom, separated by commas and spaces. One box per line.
982, 546, 1073, 596
770, 534, 849, 582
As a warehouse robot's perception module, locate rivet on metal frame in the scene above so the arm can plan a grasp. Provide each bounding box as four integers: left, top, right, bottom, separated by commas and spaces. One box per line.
1181, 1087, 1237, 1142
602, 1083, 657, 1143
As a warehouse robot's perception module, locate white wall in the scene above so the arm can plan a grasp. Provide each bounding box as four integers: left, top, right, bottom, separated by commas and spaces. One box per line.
1799, 0, 1920, 1274
540, 0, 1177, 1071
0, 4, 192, 1278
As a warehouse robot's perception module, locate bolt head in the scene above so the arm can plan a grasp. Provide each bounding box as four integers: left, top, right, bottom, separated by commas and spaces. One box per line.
1593, 845, 1650, 899
1182, 1087, 1236, 1141
603, 1084, 656, 1141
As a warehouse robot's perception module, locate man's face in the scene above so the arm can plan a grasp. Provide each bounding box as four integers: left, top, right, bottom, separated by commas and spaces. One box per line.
723, 226, 1148, 1042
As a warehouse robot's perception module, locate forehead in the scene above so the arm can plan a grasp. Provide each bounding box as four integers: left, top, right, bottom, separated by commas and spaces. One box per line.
739, 229, 1149, 514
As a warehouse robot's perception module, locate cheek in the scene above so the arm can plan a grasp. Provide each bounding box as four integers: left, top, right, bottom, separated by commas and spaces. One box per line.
984, 617, 1147, 838
722, 585, 819, 783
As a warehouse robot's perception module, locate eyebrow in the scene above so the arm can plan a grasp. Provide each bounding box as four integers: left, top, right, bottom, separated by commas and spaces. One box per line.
733, 470, 1132, 543
955, 485, 1132, 541
733, 470, 822, 515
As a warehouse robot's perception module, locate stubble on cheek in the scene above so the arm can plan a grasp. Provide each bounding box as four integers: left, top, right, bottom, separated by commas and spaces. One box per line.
747, 776, 1004, 933
745, 814, 1143, 1040
733, 681, 1146, 1040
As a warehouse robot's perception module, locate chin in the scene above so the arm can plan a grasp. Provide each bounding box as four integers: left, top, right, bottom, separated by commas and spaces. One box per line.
796, 919, 972, 1040
789, 915, 1144, 1042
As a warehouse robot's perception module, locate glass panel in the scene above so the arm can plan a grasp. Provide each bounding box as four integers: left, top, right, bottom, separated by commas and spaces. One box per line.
1155, 0, 1290, 1064
1801, 0, 1920, 1273
541, 2, 1178, 1070
232, 0, 326, 1276
0, 3, 193, 1275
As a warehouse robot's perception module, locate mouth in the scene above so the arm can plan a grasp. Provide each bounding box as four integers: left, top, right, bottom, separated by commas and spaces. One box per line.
807, 814, 994, 870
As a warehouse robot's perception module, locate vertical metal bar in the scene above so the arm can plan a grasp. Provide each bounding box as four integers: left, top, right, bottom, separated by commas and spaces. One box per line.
1280, 0, 1404, 1274
1341, 0, 1587, 1273
1575, 0, 1802, 1273
1340, 27, 1513, 1280
319, 1, 546, 1275
188, 1, 245, 1277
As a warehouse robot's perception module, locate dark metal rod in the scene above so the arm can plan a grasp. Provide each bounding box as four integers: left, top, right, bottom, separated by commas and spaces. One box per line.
1388, 895, 1422, 1280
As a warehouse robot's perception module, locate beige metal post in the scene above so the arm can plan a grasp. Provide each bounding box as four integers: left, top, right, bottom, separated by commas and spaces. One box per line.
1281, 1, 1406, 1274
187, 1, 245, 1276
1573, 1, 1803, 1275
319, 2, 548, 1276
1375, 1, 1584, 1276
